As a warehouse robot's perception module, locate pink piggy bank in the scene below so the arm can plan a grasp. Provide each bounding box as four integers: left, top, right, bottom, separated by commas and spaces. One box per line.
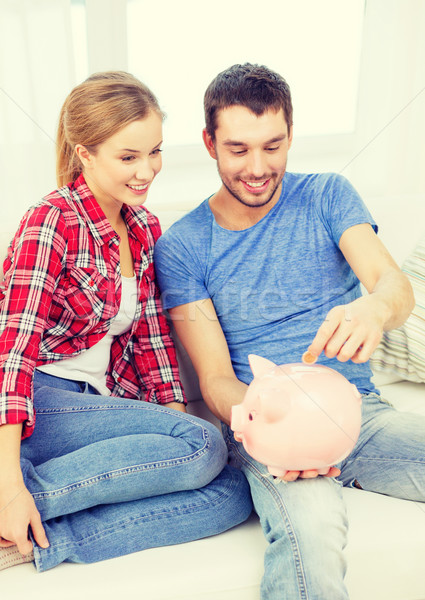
231, 355, 362, 477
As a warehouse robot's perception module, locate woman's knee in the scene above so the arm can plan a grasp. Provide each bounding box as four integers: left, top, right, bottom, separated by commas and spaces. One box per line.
190, 419, 228, 487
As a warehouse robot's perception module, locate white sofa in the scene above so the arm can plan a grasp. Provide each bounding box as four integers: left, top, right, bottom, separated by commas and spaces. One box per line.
1, 197, 425, 600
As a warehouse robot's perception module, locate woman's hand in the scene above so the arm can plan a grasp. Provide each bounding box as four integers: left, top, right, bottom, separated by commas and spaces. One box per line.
0, 481, 49, 555
165, 401, 187, 413
0, 424, 49, 555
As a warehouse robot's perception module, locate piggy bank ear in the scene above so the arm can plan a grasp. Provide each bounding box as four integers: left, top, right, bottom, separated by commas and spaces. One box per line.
248, 354, 276, 378
258, 389, 291, 423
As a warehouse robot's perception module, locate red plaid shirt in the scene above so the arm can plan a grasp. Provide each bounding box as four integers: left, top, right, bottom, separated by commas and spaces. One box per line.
0, 175, 186, 439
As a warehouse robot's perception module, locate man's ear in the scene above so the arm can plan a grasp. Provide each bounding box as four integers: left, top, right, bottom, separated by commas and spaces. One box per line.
75, 144, 94, 169
202, 129, 217, 160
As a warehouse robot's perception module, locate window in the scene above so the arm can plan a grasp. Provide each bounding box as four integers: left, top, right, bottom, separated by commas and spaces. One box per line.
127, 0, 365, 146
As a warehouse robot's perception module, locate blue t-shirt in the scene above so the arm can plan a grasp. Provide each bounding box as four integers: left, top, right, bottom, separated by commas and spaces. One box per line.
155, 172, 378, 394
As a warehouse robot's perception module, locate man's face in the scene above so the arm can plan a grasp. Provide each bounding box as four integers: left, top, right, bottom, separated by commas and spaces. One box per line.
204, 106, 292, 209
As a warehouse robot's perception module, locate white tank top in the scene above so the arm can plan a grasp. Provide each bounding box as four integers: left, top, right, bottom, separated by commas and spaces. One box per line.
37, 275, 138, 395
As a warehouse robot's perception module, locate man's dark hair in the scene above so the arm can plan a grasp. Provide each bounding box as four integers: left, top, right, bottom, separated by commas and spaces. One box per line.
204, 63, 293, 140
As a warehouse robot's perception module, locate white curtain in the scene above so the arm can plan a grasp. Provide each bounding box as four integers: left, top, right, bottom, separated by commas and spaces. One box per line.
349, 0, 425, 199
0, 0, 76, 232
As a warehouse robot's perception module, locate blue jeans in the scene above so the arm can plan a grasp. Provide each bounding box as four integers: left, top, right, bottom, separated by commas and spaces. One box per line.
222, 393, 425, 600
21, 371, 252, 572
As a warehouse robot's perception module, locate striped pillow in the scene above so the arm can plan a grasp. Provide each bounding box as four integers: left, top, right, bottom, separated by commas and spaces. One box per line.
370, 234, 425, 383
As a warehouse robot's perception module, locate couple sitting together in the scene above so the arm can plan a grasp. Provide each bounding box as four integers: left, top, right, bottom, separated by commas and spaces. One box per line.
0, 63, 423, 600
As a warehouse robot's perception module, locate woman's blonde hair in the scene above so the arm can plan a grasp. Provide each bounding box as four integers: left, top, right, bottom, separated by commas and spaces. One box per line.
56, 71, 163, 187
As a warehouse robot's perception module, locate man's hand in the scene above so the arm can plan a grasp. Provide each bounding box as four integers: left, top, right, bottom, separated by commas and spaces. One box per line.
281, 467, 341, 482
307, 295, 385, 364
235, 432, 341, 482
0, 482, 49, 555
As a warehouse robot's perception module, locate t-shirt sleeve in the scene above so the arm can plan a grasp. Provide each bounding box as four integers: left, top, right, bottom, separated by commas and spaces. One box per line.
315, 173, 378, 245
154, 224, 210, 310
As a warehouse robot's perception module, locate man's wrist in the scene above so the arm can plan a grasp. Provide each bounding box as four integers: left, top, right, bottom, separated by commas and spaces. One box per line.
368, 293, 392, 329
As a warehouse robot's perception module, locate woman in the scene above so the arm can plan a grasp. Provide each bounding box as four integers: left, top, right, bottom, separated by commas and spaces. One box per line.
0, 72, 252, 572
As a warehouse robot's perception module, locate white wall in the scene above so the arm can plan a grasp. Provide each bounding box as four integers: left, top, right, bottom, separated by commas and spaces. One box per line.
1, 0, 424, 265
344, 0, 425, 263
149, 0, 425, 266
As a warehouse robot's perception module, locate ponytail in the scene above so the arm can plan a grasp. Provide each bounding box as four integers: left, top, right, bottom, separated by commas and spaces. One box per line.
56, 102, 83, 187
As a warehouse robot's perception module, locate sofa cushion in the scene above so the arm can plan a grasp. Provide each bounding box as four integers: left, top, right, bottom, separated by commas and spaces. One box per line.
370, 232, 425, 383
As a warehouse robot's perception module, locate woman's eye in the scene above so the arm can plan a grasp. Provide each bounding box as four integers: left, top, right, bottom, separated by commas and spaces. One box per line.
122, 155, 135, 162
151, 148, 163, 156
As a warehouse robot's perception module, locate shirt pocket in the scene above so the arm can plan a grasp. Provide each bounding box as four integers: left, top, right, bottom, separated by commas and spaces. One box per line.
63, 266, 110, 321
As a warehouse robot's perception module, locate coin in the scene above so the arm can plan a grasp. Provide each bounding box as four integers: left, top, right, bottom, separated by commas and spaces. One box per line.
302, 351, 317, 365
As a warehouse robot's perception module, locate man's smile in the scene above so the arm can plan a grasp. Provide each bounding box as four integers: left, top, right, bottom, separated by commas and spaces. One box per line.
240, 179, 271, 193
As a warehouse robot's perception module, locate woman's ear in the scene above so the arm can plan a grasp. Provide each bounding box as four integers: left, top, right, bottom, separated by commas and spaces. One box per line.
74, 144, 94, 169
202, 129, 217, 160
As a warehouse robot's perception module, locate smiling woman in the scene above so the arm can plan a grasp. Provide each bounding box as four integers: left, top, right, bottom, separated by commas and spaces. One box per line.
75, 115, 164, 278
75, 117, 163, 215
0, 70, 252, 573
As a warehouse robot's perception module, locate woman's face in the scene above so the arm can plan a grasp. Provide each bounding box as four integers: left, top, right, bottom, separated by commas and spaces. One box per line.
81, 111, 163, 209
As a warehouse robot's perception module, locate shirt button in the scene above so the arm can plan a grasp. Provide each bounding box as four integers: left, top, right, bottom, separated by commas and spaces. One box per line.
88, 279, 94, 287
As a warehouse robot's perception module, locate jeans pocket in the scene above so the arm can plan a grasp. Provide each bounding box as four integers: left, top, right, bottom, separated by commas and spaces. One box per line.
363, 391, 394, 408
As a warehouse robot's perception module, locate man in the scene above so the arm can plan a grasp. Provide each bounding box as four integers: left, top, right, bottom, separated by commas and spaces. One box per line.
154, 63, 424, 599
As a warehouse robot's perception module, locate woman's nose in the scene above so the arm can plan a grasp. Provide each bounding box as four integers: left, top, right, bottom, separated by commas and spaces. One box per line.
135, 159, 154, 181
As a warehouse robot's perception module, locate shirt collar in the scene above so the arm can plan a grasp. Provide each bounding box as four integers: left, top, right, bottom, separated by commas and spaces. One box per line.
70, 174, 119, 247
122, 204, 150, 246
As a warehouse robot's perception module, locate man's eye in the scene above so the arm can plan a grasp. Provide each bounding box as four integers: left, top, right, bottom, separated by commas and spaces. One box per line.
232, 150, 247, 155
266, 146, 279, 152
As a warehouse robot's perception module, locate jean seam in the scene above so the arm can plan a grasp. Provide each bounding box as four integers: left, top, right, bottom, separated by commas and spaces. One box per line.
34, 468, 240, 566
339, 393, 394, 467
349, 456, 425, 464
34, 404, 213, 455
228, 436, 309, 600
35, 403, 185, 414
30, 410, 212, 500
31, 434, 211, 500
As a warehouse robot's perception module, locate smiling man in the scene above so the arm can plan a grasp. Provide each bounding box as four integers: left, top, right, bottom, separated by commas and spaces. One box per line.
206, 105, 291, 211
154, 63, 425, 599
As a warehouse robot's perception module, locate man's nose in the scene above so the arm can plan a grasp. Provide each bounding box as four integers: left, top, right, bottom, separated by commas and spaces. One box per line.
246, 151, 267, 178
